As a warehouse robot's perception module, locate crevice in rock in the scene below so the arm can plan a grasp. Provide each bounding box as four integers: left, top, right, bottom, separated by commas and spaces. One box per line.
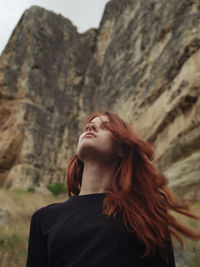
148, 87, 200, 143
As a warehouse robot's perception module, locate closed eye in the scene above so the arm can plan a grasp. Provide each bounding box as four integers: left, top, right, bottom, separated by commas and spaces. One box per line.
82, 120, 109, 132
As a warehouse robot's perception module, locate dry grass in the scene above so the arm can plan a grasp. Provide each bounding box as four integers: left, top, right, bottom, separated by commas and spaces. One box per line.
0, 189, 200, 266
0, 188, 68, 267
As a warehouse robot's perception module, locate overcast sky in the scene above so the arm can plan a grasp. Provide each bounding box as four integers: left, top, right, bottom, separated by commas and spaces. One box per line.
0, 0, 110, 55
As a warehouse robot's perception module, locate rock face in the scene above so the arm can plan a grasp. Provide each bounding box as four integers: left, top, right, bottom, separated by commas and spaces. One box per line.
0, 208, 8, 226
0, 1, 200, 200
79, 0, 200, 200
0, 6, 97, 190
174, 244, 193, 267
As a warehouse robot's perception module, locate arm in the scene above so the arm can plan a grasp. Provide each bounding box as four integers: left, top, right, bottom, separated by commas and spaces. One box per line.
26, 210, 48, 267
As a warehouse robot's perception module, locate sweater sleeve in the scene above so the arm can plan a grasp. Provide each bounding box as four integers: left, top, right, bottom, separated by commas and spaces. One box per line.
26, 210, 48, 267
144, 241, 176, 267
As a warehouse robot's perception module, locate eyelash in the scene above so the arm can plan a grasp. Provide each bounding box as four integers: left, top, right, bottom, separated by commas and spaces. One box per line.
83, 124, 106, 132
85, 125, 96, 131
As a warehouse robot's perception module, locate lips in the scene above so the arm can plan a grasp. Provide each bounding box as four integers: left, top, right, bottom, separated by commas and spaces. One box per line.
84, 132, 96, 138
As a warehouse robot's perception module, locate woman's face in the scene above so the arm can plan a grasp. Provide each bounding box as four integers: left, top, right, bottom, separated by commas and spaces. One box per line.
77, 116, 119, 163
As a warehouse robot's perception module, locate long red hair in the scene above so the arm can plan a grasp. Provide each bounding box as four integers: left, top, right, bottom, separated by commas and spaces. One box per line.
66, 110, 200, 262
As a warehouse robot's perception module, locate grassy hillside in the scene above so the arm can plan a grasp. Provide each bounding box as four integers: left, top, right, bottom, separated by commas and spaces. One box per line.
0, 189, 199, 267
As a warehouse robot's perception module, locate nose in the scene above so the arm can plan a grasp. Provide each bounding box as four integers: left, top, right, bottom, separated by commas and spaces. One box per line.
88, 123, 97, 132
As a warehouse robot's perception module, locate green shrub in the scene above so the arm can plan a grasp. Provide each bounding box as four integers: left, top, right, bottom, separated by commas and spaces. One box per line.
26, 187, 36, 193
7, 234, 21, 251
47, 182, 67, 197
0, 233, 27, 266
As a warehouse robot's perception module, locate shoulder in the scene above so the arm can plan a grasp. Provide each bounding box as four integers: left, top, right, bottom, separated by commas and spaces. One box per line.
31, 198, 71, 227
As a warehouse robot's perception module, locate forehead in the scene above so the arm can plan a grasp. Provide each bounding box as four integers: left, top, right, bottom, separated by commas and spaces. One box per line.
90, 115, 109, 124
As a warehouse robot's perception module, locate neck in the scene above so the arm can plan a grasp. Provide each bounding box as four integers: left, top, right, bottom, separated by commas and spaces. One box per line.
79, 159, 118, 195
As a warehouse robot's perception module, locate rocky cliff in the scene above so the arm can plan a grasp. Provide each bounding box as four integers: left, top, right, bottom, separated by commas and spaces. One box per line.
0, 0, 200, 199
0, 6, 97, 192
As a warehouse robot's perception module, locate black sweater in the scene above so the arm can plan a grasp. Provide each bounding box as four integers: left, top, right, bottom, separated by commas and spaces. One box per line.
26, 193, 175, 267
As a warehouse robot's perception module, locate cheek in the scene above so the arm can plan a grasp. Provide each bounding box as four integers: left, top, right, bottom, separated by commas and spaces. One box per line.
103, 133, 117, 151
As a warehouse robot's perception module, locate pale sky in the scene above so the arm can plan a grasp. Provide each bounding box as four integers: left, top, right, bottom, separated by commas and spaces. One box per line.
0, 0, 110, 55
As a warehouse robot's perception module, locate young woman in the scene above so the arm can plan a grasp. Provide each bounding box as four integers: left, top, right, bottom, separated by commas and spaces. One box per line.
26, 110, 200, 267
